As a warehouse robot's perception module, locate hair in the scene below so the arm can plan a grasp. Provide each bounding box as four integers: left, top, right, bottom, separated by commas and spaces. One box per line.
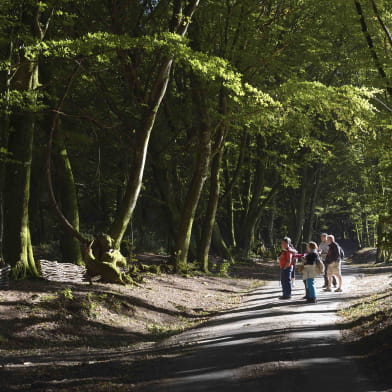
327, 235, 335, 242
320, 233, 328, 237
282, 236, 292, 245
308, 241, 318, 250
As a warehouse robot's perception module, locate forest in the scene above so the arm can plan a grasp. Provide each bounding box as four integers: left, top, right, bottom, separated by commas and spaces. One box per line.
0, 0, 391, 281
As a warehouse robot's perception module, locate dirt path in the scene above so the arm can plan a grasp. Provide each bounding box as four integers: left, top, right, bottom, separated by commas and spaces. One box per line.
133, 264, 389, 392
1, 264, 390, 391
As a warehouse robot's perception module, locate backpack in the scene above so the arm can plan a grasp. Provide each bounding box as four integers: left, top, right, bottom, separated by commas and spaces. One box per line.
337, 243, 345, 260
315, 257, 325, 275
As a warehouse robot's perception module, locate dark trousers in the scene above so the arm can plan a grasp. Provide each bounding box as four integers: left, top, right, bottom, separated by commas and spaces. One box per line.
324, 263, 337, 286
281, 267, 293, 297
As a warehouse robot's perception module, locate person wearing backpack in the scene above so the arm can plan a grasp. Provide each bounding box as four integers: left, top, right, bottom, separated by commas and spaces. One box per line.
302, 242, 322, 303
324, 235, 343, 292
319, 233, 337, 288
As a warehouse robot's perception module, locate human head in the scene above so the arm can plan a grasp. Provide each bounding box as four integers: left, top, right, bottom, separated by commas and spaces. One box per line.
320, 233, 328, 242
327, 235, 335, 244
281, 237, 291, 250
307, 241, 318, 252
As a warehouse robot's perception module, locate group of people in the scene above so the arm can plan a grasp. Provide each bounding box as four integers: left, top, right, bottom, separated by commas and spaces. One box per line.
278, 233, 344, 303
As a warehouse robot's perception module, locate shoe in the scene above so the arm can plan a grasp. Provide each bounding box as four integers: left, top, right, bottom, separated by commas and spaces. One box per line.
322, 285, 327, 288
323, 287, 332, 292
335, 288, 343, 292
306, 298, 317, 303
279, 296, 291, 300
302, 296, 309, 299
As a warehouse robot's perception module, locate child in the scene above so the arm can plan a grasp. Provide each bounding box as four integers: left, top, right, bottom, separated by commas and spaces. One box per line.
302, 242, 320, 304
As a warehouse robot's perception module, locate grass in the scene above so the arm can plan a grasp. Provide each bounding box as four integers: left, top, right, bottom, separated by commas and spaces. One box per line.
339, 288, 392, 334
339, 286, 392, 388
146, 323, 188, 340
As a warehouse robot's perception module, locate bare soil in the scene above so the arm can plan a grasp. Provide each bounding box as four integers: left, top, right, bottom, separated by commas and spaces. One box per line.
2, 258, 390, 392
0, 260, 266, 356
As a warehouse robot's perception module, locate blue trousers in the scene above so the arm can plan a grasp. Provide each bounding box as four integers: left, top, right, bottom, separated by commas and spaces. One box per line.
280, 267, 293, 297
306, 278, 317, 299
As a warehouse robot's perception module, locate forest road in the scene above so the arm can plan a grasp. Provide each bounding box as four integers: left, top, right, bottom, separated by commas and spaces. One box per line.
136, 265, 382, 392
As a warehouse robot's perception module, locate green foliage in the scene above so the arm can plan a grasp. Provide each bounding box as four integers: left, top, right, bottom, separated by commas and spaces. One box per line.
0, 0, 391, 274
26, 31, 276, 105
60, 287, 74, 301
0, 90, 47, 113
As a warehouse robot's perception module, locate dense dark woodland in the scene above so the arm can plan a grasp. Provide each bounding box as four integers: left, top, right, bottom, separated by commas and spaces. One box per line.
0, 0, 391, 281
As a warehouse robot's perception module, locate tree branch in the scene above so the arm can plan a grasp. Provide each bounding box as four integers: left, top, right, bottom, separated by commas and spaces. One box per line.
46, 63, 88, 244
354, 0, 392, 97
370, 0, 392, 49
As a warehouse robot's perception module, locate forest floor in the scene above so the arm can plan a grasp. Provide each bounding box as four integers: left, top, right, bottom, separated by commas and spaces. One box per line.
0, 258, 391, 391
0, 257, 267, 391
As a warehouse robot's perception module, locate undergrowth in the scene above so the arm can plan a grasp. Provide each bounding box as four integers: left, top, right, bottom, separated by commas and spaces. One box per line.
339, 287, 392, 388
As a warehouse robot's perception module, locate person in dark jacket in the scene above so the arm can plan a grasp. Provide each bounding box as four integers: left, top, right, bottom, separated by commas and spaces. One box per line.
319, 233, 337, 288
323, 235, 343, 292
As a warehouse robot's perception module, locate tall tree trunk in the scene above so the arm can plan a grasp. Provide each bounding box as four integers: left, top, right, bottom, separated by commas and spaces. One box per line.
3, 8, 41, 277
199, 142, 224, 272
355, 221, 363, 248
364, 216, 371, 248
293, 166, 308, 248
376, 219, 385, 263
4, 90, 39, 278
174, 90, 212, 270
223, 159, 237, 247
221, 133, 248, 248
0, 41, 12, 260
237, 183, 279, 257
54, 133, 83, 264
267, 197, 276, 248
109, 0, 200, 249
150, 145, 182, 251
303, 166, 321, 243
212, 222, 234, 263
228, 193, 237, 247
237, 135, 266, 256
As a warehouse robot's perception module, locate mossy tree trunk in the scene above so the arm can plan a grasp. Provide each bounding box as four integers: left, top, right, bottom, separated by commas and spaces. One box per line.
198, 91, 228, 272
199, 140, 224, 272
221, 132, 248, 248
3, 59, 39, 277
0, 40, 12, 260
174, 88, 212, 270
238, 181, 279, 257
293, 166, 308, 248
2, 4, 54, 277
108, 0, 200, 250
212, 223, 234, 263
150, 152, 182, 251
54, 132, 83, 265
237, 135, 267, 256
303, 166, 321, 243
376, 218, 386, 263
45, 1, 201, 282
